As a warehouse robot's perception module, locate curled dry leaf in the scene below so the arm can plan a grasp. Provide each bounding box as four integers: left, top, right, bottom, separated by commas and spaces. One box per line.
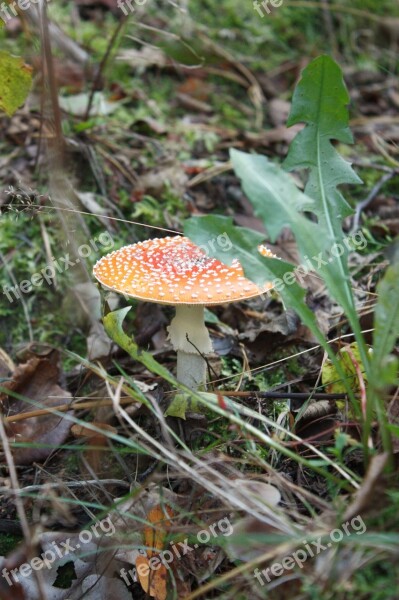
1, 350, 73, 465
136, 503, 192, 599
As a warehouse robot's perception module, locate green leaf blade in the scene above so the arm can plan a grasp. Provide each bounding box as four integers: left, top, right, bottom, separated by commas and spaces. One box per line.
103, 307, 176, 386
284, 55, 362, 236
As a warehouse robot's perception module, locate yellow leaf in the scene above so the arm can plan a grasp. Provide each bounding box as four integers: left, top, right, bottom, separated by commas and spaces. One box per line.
0, 51, 32, 116
322, 343, 372, 411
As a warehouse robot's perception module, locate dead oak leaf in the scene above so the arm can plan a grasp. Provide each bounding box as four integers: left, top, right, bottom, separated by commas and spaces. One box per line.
1, 351, 72, 465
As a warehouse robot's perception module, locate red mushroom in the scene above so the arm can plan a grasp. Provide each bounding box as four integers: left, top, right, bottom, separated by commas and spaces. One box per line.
93, 236, 274, 389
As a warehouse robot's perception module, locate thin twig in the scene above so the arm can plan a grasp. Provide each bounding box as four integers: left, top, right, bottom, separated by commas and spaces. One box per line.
209, 328, 376, 386
84, 15, 128, 120
321, 0, 339, 58
218, 391, 349, 401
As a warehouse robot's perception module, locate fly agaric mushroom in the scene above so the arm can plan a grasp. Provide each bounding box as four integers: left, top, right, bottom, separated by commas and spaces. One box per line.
93, 236, 274, 389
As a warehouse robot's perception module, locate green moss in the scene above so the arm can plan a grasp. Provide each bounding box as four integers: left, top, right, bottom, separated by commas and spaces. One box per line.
53, 561, 77, 589
0, 532, 22, 556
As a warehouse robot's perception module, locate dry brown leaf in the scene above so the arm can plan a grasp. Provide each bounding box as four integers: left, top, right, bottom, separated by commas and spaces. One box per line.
1, 350, 73, 465
136, 555, 168, 600
144, 505, 175, 553
135, 505, 175, 600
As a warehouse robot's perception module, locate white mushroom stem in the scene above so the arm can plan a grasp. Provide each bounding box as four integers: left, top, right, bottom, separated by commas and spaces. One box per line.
167, 305, 212, 390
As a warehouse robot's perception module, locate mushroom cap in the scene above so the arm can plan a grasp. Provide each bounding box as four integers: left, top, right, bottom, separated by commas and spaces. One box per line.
93, 236, 274, 306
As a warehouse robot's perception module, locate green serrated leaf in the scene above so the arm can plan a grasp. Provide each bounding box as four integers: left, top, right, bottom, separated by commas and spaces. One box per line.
230, 149, 314, 244
283, 54, 362, 239
229, 56, 370, 380
0, 51, 32, 116
229, 151, 357, 317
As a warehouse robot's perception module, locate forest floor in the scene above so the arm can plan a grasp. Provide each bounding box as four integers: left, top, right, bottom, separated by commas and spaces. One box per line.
0, 1, 398, 599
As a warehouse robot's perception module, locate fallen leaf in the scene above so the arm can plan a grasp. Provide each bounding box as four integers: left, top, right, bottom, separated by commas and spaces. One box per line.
136, 555, 168, 600
144, 504, 175, 554
0, 51, 32, 116
136, 504, 175, 599
295, 401, 338, 455
1, 351, 73, 465
322, 343, 370, 397
87, 320, 115, 360
2, 528, 130, 600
